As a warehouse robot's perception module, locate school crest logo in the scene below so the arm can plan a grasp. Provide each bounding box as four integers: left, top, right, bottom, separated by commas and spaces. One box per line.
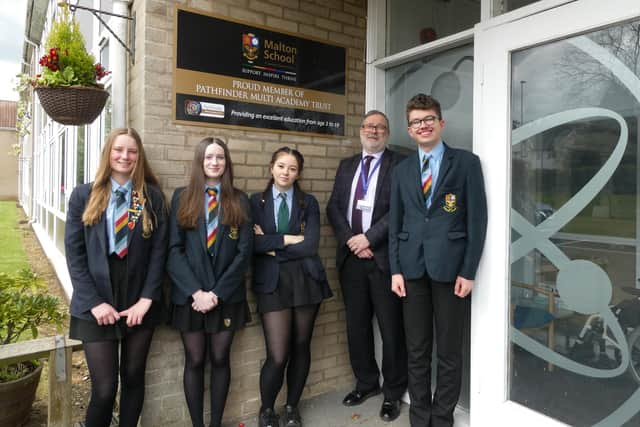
224, 318, 231, 327
444, 193, 457, 213
242, 33, 259, 62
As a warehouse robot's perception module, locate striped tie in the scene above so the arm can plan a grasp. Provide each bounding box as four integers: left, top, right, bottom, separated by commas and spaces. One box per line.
206, 188, 219, 254
422, 155, 433, 208
114, 188, 129, 258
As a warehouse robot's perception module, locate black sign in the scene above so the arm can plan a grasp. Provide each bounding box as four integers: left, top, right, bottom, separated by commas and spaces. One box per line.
174, 8, 347, 136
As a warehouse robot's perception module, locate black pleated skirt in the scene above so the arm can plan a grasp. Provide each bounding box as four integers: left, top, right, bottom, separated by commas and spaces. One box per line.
69, 254, 162, 342
170, 299, 251, 333
256, 259, 333, 314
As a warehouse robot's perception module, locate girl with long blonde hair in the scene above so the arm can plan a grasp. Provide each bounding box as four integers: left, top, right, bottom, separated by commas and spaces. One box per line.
65, 127, 168, 427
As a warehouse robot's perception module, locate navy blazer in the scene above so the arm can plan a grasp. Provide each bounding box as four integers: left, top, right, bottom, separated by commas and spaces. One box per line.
389, 143, 487, 282
166, 187, 252, 305
65, 183, 168, 321
326, 148, 404, 273
250, 188, 328, 294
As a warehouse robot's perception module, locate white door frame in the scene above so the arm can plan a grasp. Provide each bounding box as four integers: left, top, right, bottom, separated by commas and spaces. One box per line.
471, 0, 640, 425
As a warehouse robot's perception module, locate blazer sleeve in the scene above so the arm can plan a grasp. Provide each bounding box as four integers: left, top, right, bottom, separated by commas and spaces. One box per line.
212, 193, 253, 301
250, 194, 286, 253
275, 195, 320, 261
64, 185, 105, 312
166, 189, 201, 298
139, 186, 168, 301
388, 167, 404, 276
326, 159, 355, 247
460, 155, 488, 280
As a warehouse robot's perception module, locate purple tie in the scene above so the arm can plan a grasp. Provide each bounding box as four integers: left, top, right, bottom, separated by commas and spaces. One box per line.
351, 155, 373, 234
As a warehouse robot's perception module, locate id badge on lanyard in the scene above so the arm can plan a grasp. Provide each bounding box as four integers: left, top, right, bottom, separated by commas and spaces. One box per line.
356, 156, 381, 212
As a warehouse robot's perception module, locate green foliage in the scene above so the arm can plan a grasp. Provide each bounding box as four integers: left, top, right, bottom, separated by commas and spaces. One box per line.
36, 6, 98, 87
0, 269, 66, 346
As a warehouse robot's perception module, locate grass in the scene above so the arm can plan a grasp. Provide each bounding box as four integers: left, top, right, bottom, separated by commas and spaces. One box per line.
0, 201, 29, 273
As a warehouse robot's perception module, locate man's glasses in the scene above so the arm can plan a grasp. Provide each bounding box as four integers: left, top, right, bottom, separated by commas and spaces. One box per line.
361, 124, 388, 133
408, 115, 439, 129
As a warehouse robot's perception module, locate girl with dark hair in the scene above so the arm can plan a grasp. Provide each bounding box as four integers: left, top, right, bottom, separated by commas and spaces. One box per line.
167, 137, 252, 427
65, 127, 168, 427
250, 147, 332, 427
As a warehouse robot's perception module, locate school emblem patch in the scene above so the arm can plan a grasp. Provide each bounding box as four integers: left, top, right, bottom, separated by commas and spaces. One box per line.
444, 193, 457, 213
228, 226, 239, 240
224, 318, 231, 327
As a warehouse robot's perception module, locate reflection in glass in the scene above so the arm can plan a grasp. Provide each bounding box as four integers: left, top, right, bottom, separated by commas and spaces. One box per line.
386, 0, 479, 55
494, 0, 540, 15
510, 20, 640, 426
385, 45, 473, 152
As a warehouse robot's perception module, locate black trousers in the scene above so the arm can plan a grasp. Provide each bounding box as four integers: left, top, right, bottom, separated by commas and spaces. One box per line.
403, 276, 469, 427
340, 255, 407, 400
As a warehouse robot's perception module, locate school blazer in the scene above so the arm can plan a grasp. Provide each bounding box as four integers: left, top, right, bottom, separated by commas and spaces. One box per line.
326, 148, 405, 273
166, 187, 252, 305
65, 183, 168, 321
249, 189, 328, 294
389, 143, 488, 282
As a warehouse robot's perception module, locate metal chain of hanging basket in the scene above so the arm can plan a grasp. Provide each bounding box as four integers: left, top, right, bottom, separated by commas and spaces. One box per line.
35, 86, 109, 126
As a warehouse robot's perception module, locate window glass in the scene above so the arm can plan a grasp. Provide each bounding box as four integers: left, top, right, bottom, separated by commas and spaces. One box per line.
385, 44, 473, 152
510, 19, 640, 425
386, 0, 479, 55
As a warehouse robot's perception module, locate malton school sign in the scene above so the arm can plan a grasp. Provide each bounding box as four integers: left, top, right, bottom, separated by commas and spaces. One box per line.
174, 7, 347, 137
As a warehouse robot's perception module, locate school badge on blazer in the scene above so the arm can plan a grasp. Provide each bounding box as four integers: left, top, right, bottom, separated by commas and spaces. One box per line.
228, 226, 239, 240
300, 221, 305, 234
224, 318, 231, 327
444, 193, 457, 213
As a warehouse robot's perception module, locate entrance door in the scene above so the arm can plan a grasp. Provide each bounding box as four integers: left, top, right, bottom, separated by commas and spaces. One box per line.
473, 1, 640, 425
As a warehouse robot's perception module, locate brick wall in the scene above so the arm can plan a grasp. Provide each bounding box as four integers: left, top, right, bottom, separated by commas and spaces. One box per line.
128, 1, 367, 425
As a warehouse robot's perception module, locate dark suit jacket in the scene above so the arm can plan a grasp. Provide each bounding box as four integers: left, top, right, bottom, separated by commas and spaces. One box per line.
326, 148, 405, 273
166, 187, 253, 305
65, 183, 168, 320
250, 188, 328, 294
389, 143, 487, 282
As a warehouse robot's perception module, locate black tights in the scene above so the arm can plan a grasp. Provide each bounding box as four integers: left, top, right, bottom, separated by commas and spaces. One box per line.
181, 330, 235, 427
83, 328, 155, 427
259, 304, 320, 411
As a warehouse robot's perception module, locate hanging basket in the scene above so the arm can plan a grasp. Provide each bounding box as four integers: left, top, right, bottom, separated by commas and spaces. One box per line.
35, 85, 109, 126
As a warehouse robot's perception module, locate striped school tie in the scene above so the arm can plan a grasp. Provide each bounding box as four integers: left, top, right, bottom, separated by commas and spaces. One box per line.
114, 188, 129, 258
422, 155, 433, 208
206, 187, 219, 255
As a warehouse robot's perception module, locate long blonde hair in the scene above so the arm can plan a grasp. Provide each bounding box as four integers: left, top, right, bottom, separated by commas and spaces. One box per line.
82, 128, 160, 237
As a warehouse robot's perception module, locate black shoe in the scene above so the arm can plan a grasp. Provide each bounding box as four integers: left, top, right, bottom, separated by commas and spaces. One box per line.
259, 408, 280, 427
379, 399, 401, 422
342, 387, 382, 406
283, 404, 302, 427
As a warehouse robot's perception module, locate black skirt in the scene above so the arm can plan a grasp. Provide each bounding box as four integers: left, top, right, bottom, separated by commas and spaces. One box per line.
257, 259, 333, 314
69, 254, 162, 342
170, 299, 251, 334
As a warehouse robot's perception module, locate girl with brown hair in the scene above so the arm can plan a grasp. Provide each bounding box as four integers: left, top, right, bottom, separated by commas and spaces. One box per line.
250, 147, 332, 427
65, 127, 168, 427
166, 137, 252, 427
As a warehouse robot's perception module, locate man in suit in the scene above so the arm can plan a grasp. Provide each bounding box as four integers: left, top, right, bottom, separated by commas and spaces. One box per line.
327, 110, 408, 422
389, 94, 487, 427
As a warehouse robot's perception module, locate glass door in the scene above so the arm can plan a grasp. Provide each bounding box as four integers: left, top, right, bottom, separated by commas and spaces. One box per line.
473, 1, 640, 425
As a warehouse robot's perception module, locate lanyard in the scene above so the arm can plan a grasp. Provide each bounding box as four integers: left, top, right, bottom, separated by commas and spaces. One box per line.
359, 155, 382, 196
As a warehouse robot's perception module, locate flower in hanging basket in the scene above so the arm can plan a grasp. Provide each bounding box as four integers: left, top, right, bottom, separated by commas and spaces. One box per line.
19, 3, 111, 125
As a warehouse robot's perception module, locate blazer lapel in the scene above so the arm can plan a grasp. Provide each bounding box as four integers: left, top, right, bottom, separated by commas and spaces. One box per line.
429, 144, 455, 213
408, 151, 425, 207
263, 194, 278, 234
97, 215, 108, 256
373, 149, 391, 203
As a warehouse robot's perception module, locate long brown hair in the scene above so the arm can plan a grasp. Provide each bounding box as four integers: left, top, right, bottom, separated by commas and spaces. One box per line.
82, 128, 160, 238
176, 137, 245, 228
